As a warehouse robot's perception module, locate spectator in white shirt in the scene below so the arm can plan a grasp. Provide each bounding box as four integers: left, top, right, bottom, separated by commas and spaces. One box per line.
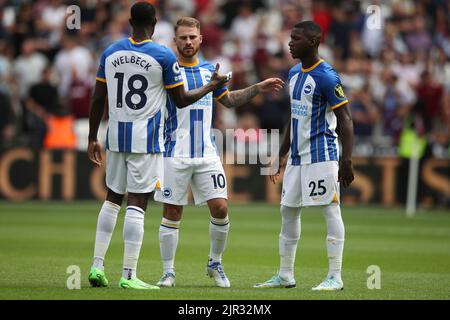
230, 4, 260, 59
54, 34, 94, 98
13, 39, 48, 100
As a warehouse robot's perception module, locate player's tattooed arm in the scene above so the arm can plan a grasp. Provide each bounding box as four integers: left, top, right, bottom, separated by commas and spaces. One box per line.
218, 78, 284, 108
218, 85, 258, 108
88, 81, 107, 166
168, 63, 229, 108
334, 103, 355, 187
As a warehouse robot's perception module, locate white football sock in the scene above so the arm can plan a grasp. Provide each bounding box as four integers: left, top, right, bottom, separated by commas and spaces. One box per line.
122, 206, 145, 280
323, 203, 345, 282
209, 216, 229, 263
279, 205, 301, 280
159, 218, 180, 274
92, 201, 120, 270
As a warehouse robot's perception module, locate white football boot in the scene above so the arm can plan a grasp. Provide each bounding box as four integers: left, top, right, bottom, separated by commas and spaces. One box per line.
312, 275, 344, 291
157, 272, 176, 287
206, 260, 230, 288
253, 274, 296, 288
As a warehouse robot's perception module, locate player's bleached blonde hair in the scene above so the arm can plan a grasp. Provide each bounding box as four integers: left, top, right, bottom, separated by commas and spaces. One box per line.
175, 17, 201, 33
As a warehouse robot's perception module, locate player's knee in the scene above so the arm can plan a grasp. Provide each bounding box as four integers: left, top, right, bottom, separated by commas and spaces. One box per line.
163, 205, 182, 221
210, 203, 228, 219
280, 205, 301, 221
127, 193, 150, 211
279, 232, 300, 243
165, 210, 182, 221
106, 188, 124, 206
327, 222, 345, 239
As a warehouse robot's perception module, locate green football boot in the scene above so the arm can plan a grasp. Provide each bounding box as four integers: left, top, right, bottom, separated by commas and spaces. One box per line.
118, 277, 160, 290
88, 267, 109, 287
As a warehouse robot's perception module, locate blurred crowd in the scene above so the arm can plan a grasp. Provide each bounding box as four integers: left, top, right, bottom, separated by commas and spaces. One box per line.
0, 0, 449, 159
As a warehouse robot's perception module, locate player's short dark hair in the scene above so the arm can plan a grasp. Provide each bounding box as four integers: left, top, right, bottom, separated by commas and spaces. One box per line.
294, 21, 322, 39
175, 17, 201, 33
130, 1, 156, 27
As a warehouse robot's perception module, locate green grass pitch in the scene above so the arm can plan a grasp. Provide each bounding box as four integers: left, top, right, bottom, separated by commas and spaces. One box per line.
0, 201, 449, 300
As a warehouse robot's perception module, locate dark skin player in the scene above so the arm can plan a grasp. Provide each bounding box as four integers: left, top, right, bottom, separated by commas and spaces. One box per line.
270, 24, 354, 188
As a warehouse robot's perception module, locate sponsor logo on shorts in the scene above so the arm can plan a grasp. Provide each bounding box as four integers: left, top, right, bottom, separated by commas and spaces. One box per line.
163, 188, 172, 198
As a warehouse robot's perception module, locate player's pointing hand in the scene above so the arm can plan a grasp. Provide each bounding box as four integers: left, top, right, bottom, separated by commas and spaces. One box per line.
210, 63, 231, 89
213, 62, 220, 74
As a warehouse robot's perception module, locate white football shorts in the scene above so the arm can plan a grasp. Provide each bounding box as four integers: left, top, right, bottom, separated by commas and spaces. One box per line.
281, 160, 340, 207
106, 150, 163, 194
154, 157, 227, 206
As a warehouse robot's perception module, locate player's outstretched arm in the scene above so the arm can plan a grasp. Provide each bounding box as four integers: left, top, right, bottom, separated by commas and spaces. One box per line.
88, 81, 107, 166
334, 103, 354, 188
218, 78, 284, 109
270, 114, 291, 184
167, 63, 230, 108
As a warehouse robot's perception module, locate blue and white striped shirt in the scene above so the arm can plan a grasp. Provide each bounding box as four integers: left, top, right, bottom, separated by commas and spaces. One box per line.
163, 58, 228, 158
288, 59, 348, 165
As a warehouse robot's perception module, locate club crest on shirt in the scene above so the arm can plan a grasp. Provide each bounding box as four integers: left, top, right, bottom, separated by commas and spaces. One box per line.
303, 84, 312, 95
334, 84, 345, 99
